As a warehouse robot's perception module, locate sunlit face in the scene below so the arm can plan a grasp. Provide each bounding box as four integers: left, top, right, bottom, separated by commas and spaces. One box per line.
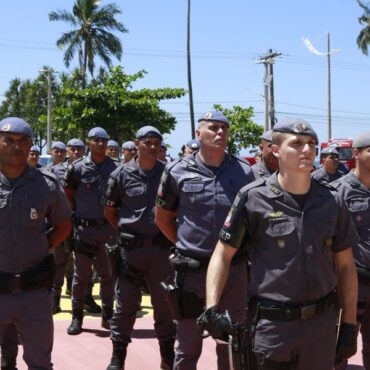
106, 146, 119, 159
272, 133, 317, 173
122, 149, 135, 163
322, 154, 339, 173
51, 148, 66, 164
354, 146, 370, 172
89, 137, 108, 155
67, 145, 85, 161
135, 137, 161, 161
27, 150, 40, 167
0, 133, 32, 167
196, 120, 228, 153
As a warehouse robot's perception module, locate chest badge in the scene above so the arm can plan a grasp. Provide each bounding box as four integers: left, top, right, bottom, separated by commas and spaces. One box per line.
277, 239, 285, 248
30, 208, 39, 220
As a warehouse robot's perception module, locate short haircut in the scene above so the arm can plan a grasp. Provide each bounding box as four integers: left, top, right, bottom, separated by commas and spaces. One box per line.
271, 132, 287, 146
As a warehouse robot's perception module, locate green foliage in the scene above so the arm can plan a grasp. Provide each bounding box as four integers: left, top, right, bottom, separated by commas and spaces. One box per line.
356, 0, 370, 55
213, 104, 263, 155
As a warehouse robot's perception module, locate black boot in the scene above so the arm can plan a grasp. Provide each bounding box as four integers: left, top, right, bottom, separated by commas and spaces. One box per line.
53, 294, 61, 315
159, 338, 175, 370
67, 309, 84, 335
1, 357, 17, 370
101, 306, 114, 330
84, 294, 102, 314
65, 278, 72, 296
106, 341, 127, 370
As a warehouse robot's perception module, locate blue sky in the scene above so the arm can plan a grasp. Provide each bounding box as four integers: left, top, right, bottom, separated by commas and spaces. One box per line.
0, 0, 369, 156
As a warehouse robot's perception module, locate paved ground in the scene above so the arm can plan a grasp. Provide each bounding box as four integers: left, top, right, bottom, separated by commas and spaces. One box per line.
13, 286, 365, 369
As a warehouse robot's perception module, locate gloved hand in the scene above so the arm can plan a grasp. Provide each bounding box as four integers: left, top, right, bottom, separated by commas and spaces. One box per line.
335, 322, 359, 364
196, 305, 234, 342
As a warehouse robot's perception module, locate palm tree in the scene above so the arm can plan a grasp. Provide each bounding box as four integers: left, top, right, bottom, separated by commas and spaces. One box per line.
356, 0, 370, 55
49, 0, 128, 86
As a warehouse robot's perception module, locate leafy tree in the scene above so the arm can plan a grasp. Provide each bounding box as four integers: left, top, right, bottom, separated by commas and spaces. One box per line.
49, 0, 128, 86
356, 0, 370, 55
52, 66, 186, 143
213, 104, 263, 155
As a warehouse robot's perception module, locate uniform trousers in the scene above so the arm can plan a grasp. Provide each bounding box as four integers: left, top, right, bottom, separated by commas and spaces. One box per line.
174, 262, 247, 370
0, 288, 53, 370
110, 244, 176, 343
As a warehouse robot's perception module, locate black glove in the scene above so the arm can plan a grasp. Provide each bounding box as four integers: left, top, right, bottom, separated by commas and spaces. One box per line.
196, 305, 234, 342
335, 322, 359, 364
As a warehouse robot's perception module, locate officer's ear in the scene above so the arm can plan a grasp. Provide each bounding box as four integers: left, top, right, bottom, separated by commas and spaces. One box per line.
271, 144, 280, 158
352, 148, 360, 160
195, 128, 201, 140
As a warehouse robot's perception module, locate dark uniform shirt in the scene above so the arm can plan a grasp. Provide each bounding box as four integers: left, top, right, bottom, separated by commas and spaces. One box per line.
52, 161, 68, 181
252, 160, 275, 179
156, 152, 254, 258
219, 173, 358, 302
312, 164, 348, 183
63, 155, 119, 219
105, 158, 165, 238
0, 166, 72, 273
332, 171, 370, 270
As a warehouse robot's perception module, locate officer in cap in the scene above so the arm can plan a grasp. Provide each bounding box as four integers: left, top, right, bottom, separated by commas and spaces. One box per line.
27, 145, 42, 168
200, 117, 359, 369
44, 141, 67, 171
156, 110, 255, 369
332, 131, 370, 369
106, 140, 120, 161
104, 125, 176, 370
121, 141, 136, 163
251, 130, 279, 179
52, 138, 100, 315
159, 142, 171, 162
0, 117, 72, 369
63, 127, 119, 335
312, 147, 348, 183
183, 139, 200, 156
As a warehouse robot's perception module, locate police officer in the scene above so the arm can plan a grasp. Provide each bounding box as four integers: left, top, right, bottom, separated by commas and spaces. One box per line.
201, 118, 359, 370
121, 141, 136, 163
63, 127, 118, 335
44, 141, 67, 171
27, 145, 42, 168
0, 117, 72, 369
104, 125, 176, 370
312, 147, 348, 183
332, 131, 370, 370
155, 110, 255, 370
251, 130, 279, 179
52, 138, 100, 314
184, 139, 200, 156
0, 323, 18, 370
106, 140, 120, 161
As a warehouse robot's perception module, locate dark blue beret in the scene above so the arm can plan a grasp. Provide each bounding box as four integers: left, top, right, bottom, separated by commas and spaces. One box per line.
88, 127, 109, 140
30, 145, 40, 152
198, 110, 229, 127
136, 126, 163, 140
122, 141, 136, 150
67, 138, 85, 147
51, 141, 66, 150
186, 139, 200, 150
260, 130, 273, 142
108, 140, 119, 148
321, 147, 339, 156
353, 131, 370, 149
0, 117, 33, 138
273, 118, 318, 143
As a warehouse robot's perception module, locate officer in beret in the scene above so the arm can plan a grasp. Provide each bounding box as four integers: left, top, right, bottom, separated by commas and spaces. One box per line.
251, 130, 279, 179
63, 127, 119, 335
312, 147, 348, 183
106, 140, 120, 161
0, 117, 72, 369
332, 131, 370, 369
159, 142, 171, 162
44, 141, 67, 171
121, 141, 136, 163
104, 125, 176, 370
201, 117, 359, 369
156, 110, 255, 369
51, 138, 100, 315
27, 145, 42, 168
184, 139, 200, 156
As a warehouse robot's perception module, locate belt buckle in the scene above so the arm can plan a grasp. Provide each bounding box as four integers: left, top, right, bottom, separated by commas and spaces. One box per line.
13, 274, 22, 293
300, 304, 316, 320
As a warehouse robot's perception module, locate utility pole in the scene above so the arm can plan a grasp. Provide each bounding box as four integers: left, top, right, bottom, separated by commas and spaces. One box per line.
186, 0, 195, 139
255, 50, 282, 129
327, 33, 332, 140
40, 67, 56, 153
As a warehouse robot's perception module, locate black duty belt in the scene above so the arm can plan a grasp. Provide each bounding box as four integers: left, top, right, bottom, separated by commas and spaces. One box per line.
75, 217, 108, 227
178, 251, 247, 269
256, 291, 336, 321
120, 234, 172, 248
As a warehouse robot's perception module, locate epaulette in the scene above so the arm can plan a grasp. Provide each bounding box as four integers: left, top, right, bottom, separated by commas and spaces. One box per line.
238, 177, 266, 195
313, 178, 338, 191
230, 154, 251, 167
164, 157, 183, 173
38, 167, 58, 191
